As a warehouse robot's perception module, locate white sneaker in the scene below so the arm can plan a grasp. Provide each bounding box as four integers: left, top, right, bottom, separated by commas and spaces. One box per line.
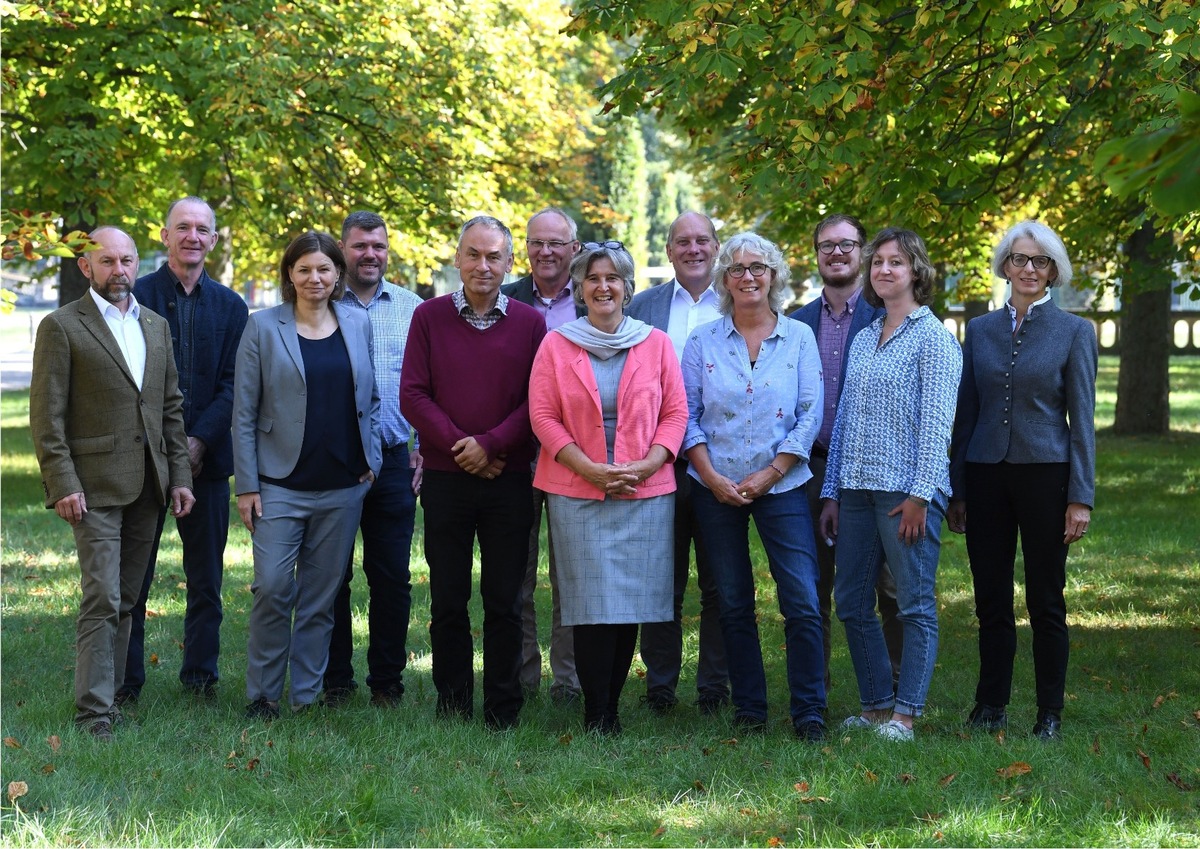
876, 719, 914, 741
842, 715, 874, 729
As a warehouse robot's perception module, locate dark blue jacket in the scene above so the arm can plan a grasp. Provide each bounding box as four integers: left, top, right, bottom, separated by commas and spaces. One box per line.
134, 264, 249, 480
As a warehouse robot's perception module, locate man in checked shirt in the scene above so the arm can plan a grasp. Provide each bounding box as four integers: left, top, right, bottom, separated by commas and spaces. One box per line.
322, 211, 425, 708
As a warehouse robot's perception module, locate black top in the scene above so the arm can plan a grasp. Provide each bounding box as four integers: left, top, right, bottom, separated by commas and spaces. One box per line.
261, 327, 366, 491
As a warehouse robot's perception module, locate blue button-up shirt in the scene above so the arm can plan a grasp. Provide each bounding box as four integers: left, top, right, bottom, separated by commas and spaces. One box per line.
820, 306, 962, 502
342, 281, 424, 449
682, 314, 823, 494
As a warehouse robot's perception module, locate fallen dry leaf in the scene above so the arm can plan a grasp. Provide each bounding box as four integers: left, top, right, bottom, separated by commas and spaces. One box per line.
918, 812, 943, 823
899, 773, 916, 784
933, 830, 944, 841
246, 758, 260, 771
799, 796, 832, 804
1091, 735, 1102, 755
693, 779, 706, 792
558, 733, 572, 745
1137, 749, 1152, 771
3, 737, 22, 749
938, 773, 957, 787
41, 764, 55, 775
739, 807, 757, 816
794, 781, 810, 793
721, 737, 739, 746
996, 762, 1033, 779
7, 781, 28, 803
1165, 772, 1193, 791
995, 729, 1006, 744
149, 653, 159, 666
224, 762, 238, 770
1152, 695, 1165, 709
767, 838, 784, 848
1193, 710, 1200, 723
652, 826, 666, 837
47, 735, 61, 753
864, 769, 878, 784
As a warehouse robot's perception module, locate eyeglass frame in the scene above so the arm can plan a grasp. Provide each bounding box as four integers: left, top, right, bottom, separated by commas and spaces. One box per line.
525, 238, 578, 251
582, 240, 627, 252
726, 262, 772, 279
1006, 252, 1055, 270
817, 239, 862, 255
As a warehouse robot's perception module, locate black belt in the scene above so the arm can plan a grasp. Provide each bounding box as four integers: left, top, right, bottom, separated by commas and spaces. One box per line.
810, 444, 829, 460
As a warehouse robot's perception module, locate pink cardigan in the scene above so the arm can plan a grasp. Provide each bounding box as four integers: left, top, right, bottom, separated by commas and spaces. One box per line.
530, 328, 687, 501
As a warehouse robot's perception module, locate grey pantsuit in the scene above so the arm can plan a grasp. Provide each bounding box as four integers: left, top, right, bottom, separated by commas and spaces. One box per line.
246, 481, 369, 707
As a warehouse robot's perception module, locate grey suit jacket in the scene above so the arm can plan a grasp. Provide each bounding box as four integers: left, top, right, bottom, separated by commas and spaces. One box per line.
949, 300, 1098, 507
233, 301, 382, 495
501, 274, 586, 319
30, 293, 192, 509
789, 290, 884, 388
625, 278, 677, 331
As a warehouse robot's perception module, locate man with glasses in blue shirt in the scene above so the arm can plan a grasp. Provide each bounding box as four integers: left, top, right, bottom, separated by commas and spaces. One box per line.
501, 207, 584, 705
790, 213, 903, 689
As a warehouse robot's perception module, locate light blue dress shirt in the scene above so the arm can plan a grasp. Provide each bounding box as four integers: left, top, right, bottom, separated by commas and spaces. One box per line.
682, 313, 823, 494
342, 281, 423, 449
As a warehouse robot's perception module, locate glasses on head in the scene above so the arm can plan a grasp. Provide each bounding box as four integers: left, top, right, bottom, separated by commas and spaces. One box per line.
583, 240, 626, 252
526, 239, 575, 251
727, 262, 771, 279
817, 239, 861, 255
1007, 253, 1054, 270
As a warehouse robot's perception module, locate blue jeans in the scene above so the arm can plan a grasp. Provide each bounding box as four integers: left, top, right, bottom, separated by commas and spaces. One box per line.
692, 485, 825, 725
834, 489, 946, 717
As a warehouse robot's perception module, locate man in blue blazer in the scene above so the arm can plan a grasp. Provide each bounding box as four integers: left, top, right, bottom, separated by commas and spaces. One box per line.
121, 197, 249, 702
626, 211, 729, 715
789, 213, 902, 688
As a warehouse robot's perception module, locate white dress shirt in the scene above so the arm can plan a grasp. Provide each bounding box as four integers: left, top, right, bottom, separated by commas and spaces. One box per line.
88, 287, 146, 390
665, 281, 722, 362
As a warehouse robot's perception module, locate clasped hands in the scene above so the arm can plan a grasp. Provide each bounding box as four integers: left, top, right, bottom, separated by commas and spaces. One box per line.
703, 467, 778, 507
452, 436, 506, 479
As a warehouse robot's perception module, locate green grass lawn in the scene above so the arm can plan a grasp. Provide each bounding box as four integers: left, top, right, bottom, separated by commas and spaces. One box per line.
1, 359, 1198, 846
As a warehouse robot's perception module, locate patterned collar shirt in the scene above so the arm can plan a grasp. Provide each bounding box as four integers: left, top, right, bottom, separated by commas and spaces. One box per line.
342, 281, 424, 449
820, 306, 962, 502
815, 287, 863, 449
682, 314, 824, 495
452, 288, 508, 331
88, 287, 146, 390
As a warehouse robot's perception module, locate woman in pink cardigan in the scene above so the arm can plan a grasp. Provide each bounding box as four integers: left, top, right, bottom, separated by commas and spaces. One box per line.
529, 241, 687, 734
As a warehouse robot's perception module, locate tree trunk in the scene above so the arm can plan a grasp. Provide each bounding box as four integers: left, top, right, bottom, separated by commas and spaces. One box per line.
57, 211, 95, 306
1113, 221, 1172, 435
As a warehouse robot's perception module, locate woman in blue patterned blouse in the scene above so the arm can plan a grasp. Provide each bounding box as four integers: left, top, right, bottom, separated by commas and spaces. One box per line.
682, 232, 827, 742
818, 227, 961, 741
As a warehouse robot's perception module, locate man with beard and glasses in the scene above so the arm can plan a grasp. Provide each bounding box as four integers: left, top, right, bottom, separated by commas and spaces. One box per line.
790, 213, 903, 689
30, 226, 195, 740
321, 211, 425, 708
119, 197, 248, 705
500, 206, 584, 705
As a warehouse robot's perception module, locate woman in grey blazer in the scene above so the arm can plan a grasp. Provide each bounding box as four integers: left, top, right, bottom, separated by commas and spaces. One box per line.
948, 220, 1097, 741
234, 231, 382, 719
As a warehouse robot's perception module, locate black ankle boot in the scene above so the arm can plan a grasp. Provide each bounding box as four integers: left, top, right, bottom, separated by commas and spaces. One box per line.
967, 702, 1008, 731
1032, 708, 1062, 741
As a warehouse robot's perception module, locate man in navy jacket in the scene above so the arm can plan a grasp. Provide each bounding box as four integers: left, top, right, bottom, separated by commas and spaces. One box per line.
119, 196, 249, 701
790, 213, 902, 688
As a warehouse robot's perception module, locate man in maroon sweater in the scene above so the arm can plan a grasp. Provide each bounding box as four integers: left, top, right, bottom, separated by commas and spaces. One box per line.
400, 216, 547, 730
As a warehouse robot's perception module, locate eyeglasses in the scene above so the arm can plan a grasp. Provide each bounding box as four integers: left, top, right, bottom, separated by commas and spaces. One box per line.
727, 262, 771, 279
525, 239, 576, 251
1007, 253, 1054, 270
817, 239, 861, 255
583, 240, 626, 252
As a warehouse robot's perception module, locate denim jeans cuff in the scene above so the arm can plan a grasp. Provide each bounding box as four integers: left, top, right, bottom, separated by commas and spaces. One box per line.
893, 702, 922, 718
862, 696, 896, 711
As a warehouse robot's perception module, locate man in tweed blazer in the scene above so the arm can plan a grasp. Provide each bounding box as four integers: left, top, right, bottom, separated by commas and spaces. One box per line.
29, 227, 195, 740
